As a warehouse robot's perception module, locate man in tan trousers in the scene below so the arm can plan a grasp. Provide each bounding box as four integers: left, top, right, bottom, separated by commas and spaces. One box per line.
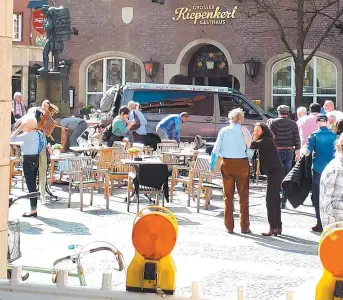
209, 108, 253, 234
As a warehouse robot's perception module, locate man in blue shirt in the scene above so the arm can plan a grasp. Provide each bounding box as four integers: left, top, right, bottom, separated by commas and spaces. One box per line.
306, 114, 337, 232
156, 112, 189, 143
210, 108, 253, 234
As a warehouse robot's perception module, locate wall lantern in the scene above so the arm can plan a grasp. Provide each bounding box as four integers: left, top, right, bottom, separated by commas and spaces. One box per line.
244, 57, 260, 81
143, 59, 159, 82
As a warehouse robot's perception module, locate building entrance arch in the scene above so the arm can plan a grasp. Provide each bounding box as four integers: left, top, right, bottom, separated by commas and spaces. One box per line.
164, 38, 245, 92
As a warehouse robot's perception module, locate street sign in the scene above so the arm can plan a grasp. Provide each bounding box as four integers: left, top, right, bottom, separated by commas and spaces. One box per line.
32, 10, 46, 34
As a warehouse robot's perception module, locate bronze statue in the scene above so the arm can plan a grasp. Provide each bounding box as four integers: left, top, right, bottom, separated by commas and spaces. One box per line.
38, 5, 71, 73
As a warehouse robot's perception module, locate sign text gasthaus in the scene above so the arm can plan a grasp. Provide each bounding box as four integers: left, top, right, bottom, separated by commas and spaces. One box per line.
172, 5, 238, 25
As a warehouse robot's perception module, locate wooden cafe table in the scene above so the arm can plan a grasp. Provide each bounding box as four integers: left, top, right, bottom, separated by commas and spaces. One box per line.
69, 145, 108, 155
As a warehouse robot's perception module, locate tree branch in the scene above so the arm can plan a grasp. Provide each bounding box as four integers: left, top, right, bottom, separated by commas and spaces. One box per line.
303, 0, 340, 37
247, 0, 297, 59
305, 8, 343, 65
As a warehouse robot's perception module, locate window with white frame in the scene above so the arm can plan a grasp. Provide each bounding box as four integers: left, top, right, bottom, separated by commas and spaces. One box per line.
86, 58, 141, 107
13, 13, 22, 41
272, 56, 337, 109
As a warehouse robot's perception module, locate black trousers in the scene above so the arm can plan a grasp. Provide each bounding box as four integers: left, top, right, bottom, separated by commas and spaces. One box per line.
107, 135, 124, 147
22, 155, 39, 210
133, 132, 147, 145
266, 166, 284, 229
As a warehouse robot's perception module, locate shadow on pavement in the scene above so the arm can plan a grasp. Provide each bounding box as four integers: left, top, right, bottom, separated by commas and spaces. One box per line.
20, 222, 44, 235
36, 216, 90, 235
215, 211, 266, 223
168, 206, 192, 214
282, 209, 315, 218
43, 201, 69, 209
175, 215, 202, 226
237, 232, 318, 255
85, 209, 121, 216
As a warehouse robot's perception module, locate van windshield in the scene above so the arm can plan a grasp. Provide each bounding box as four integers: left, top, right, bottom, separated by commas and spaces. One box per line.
128, 90, 215, 116
237, 93, 276, 118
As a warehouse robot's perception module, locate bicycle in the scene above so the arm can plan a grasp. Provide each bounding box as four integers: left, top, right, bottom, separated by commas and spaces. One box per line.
7, 193, 126, 285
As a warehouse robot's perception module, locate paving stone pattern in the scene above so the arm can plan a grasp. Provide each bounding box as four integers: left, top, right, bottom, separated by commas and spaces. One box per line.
8, 181, 322, 299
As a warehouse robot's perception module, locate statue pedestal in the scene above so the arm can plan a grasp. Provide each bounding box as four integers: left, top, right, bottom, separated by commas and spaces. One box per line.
36, 68, 70, 118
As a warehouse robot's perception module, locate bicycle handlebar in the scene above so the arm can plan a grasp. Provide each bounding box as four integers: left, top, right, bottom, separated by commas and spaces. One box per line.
52, 245, 125, 283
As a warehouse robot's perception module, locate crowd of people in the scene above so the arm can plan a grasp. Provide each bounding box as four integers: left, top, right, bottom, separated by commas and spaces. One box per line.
11, 92, 343, 232
211, 100, 343, 235
9, 94, 192, 216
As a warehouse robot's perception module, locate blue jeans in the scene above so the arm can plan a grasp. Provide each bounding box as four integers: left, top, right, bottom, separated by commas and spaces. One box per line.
278, 149, 294, 200
278, 149, 294, 176
312, 170, 322, 225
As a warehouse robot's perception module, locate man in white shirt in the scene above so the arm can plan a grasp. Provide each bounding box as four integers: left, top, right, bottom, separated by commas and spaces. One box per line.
323, 100, 343, 121
128, 101, 148, 144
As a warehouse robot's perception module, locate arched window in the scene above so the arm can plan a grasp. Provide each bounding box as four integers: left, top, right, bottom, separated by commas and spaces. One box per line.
272, 57, 337, 108
86, 58, 141, 107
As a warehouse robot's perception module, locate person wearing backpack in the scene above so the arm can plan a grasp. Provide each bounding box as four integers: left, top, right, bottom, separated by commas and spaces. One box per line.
107, 106, 136, 146
127, 101, 147, 144
11, 116, 47, 218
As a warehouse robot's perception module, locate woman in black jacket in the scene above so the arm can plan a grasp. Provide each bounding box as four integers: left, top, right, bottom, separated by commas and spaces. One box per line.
241, 123, 284, 236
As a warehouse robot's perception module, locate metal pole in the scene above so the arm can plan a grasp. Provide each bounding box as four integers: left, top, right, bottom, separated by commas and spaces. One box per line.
0, 0, 13, 279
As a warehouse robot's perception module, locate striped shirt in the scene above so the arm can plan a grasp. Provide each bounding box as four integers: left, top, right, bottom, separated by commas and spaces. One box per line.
267, 117, 301, 150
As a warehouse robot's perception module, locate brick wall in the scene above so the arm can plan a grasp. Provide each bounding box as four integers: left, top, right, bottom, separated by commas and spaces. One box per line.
13, 0, 42, 46
54, 0, 343, 109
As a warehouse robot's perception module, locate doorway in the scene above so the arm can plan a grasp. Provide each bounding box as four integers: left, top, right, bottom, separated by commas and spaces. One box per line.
192, 75, 240, 89
190, 45, 240, 90
12, 76, 21, 97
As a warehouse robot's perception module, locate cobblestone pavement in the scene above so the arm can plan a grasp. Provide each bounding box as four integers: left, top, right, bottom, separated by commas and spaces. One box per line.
8, 180, 322, 299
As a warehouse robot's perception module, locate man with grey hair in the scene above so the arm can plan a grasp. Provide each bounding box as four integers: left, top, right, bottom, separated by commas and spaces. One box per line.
127, 100, 147, 144
12, 92, 26, 120
297, 106, 307, 120
323, 100, 343, 121
210, 108, 253, 234
267, 105, 301, 208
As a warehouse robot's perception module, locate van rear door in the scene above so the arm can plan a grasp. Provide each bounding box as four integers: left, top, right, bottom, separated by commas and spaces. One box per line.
132, 90, 215, 139
215, 94, 263, 135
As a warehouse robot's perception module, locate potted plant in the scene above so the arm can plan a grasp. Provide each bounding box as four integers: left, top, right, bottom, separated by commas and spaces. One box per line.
80, 104, 95, 118
127, 147, 141, 159
52, 143, 63, 157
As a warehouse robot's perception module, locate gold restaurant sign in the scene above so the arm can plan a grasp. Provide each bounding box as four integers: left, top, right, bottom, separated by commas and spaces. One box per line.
172, 5, 238, 25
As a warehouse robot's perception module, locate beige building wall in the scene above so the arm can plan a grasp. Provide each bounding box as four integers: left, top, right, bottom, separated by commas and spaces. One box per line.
12, 45, 43, 106
0, 0, 13, 279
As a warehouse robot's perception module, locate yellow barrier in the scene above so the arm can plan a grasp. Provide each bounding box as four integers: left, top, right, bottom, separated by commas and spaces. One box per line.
126, 206, 178, 296
316, 222, 343, 300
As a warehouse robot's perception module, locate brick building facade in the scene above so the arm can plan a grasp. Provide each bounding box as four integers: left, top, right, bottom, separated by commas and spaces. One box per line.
53, 0, 343, 112
12, 0, 49, 106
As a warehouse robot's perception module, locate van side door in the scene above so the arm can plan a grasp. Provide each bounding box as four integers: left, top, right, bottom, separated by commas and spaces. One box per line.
215, 94, 263, 135
134, 90, 215, 140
